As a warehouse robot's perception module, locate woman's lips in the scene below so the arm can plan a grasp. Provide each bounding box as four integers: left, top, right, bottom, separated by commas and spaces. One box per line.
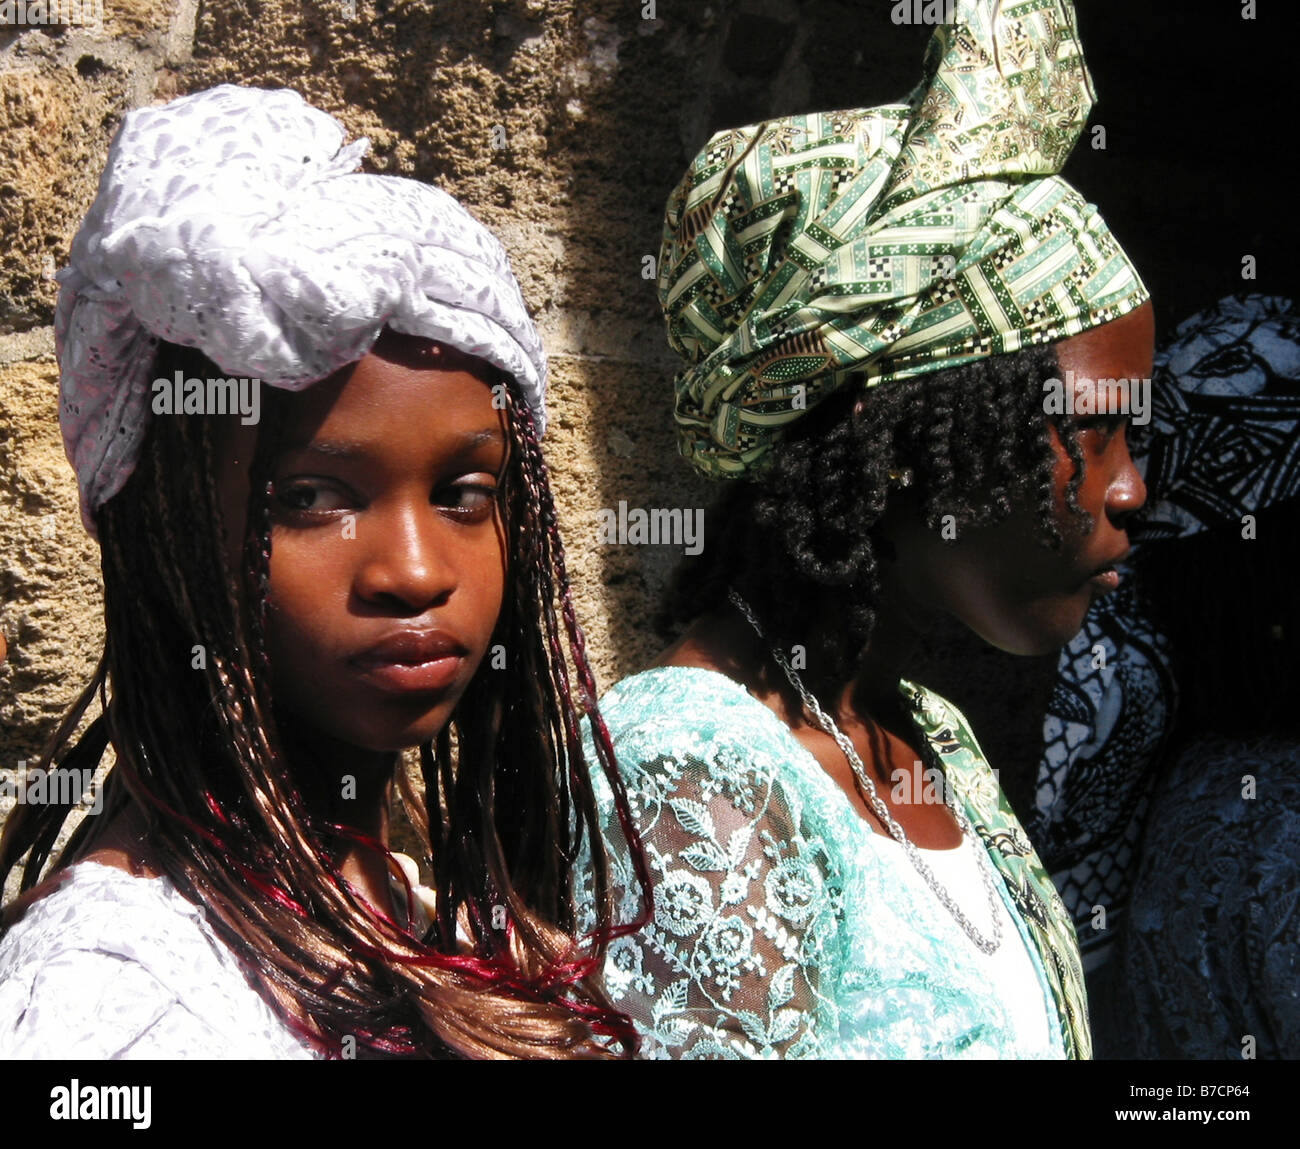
352, 656, 464, 693
349, 631, 466, 694
1089, 566, 1121, 593
1086, 548, 1129, 595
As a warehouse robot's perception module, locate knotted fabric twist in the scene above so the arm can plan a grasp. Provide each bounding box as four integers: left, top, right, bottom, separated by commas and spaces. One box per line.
56, 84, 547, 534
660, 0, 1149, 479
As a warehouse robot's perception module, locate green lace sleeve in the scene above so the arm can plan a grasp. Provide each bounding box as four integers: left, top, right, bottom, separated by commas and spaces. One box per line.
580, 668, 844, 1059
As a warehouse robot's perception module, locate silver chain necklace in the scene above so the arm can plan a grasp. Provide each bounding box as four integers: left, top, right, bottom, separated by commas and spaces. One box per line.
727, 589, 1003, 954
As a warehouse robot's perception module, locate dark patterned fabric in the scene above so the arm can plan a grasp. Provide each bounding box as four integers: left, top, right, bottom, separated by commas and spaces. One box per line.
1029, 294, 1300, 975
1026, 578, 1176, 970
1137, 294, 1300, 541
1108, 735, 1300, 1060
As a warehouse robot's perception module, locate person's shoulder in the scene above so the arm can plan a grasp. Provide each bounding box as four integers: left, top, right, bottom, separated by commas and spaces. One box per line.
597, 664, 758, 719
902, 680, 1000, 773
589, 666, 805, 779
0, 860, 190, 963
584, 667, 855, 861
910, 679, 1014, 769
0, 862, 315, 1059
902, 680, 980, 743
902, 679, 1032, 837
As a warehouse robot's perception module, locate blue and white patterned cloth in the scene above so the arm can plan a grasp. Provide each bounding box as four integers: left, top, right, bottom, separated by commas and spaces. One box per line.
1113, 735, 1300, 1059
1027, 294, 1300, 1020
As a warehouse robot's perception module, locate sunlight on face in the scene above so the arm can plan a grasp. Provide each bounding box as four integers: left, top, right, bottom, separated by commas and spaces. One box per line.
218, 335, 510, 755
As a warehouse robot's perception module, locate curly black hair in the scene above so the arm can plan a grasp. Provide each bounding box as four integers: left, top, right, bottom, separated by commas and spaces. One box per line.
665, 344, 1089, 701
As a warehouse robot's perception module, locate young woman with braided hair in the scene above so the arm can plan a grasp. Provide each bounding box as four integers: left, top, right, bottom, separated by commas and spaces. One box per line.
0, 85, 647, 1059
578, 0, 1153, 1058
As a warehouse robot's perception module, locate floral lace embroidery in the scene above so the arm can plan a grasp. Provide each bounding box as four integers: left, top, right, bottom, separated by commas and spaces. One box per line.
580, 667, 1085, 1060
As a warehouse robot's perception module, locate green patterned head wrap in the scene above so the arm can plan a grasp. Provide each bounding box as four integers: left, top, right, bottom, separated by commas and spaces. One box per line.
659, 0, 1149, 479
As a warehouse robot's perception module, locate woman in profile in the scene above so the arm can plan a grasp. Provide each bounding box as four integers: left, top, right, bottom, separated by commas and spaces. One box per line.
580, 0, 1151, 1058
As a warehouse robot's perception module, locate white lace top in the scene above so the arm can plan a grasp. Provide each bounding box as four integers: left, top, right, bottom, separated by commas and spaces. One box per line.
907, 836, 1055, 1053
576, 668, 1083, 1058
0, 862, 319, 1059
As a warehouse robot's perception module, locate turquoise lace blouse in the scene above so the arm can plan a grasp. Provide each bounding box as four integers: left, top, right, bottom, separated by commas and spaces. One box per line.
579, 666, 1091, 1059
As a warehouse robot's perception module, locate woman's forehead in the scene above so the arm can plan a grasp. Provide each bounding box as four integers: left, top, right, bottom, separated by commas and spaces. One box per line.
1054, 302, 1156, 383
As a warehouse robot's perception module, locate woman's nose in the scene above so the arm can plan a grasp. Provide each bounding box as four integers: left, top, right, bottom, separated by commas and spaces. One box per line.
1107, 439, 1148, 526
353, 504, 456, 610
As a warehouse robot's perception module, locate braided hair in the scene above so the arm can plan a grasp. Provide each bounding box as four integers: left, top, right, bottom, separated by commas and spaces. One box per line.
667, 344, 1088, 702
0, 339, 649, 1060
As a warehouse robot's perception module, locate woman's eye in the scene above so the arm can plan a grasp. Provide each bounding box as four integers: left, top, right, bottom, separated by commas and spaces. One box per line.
1077, 417, 1127, 447
273, 481, 350, 515
436, 481, 499, 520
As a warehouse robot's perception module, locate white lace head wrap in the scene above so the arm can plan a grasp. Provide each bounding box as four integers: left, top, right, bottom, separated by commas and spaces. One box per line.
56, 84, 547, 536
